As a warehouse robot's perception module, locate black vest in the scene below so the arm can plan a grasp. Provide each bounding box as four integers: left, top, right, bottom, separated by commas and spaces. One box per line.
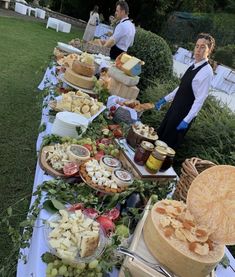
157, 61, 208, 149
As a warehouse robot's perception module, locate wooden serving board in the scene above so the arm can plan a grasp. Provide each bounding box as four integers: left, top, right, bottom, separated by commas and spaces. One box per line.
119, 201, 215, 277
116, 139, 177, 182
39, 146, 80, 179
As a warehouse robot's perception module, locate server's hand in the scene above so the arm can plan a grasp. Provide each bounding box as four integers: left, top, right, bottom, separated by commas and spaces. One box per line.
155, 98, 166, 110
177, 120, 188, 130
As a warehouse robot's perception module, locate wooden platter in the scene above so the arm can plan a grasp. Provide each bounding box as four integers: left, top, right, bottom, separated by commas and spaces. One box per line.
116, 139, 177, 181
39, 146, 80, 179
119, 201, 215, 277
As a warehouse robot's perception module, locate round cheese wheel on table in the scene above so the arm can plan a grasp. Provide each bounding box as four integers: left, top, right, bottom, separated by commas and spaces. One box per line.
143, 201, 224, 277
64, 68, 95, 89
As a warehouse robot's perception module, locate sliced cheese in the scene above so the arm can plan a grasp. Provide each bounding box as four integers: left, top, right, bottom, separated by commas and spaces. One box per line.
64, 68, 95, 89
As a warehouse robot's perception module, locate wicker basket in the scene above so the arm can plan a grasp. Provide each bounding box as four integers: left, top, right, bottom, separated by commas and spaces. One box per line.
173, 157, 216, 202
70, 39, 110, 56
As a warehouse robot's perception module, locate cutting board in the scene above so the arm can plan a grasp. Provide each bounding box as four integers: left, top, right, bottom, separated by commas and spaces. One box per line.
119, 201, 215, 277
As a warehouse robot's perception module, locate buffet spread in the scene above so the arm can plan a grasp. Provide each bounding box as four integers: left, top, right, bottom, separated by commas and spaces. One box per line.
16, 40, 235, 277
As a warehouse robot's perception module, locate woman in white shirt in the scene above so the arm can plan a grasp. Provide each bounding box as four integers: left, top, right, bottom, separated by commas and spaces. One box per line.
83, 5, 99, 42
155, 33, 216, 150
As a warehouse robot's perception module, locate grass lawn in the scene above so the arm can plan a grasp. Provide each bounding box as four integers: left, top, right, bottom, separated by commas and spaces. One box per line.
0, 16, 83, 275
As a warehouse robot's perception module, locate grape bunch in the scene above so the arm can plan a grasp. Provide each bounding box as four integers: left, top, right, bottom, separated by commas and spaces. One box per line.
46, 258, 102, 277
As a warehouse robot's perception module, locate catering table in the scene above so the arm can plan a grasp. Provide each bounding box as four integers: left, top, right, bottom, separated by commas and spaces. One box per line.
95, 23, 113, 39
46, 17, 71, 33
17, 62, 235, 277
15, 2, 28, 15
173, 47, 194, 65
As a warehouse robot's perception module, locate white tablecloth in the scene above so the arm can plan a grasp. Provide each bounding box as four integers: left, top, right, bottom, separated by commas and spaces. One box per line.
17, 67, 235, 277
95, 23, 113, 39
211, 65, 235, 94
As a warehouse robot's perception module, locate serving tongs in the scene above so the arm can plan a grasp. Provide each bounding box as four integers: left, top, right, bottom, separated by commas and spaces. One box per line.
117, 246, 174, 277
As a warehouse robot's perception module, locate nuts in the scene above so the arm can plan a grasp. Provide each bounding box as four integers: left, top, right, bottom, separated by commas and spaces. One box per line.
155, 200, 213, 256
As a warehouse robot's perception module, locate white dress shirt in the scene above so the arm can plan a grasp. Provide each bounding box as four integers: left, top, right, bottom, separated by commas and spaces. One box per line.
164, 59, 213, 123
110, 17, 136, 51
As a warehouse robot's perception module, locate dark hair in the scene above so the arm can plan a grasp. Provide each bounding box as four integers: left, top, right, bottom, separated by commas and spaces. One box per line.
196, 33, 215, 53
116, 1, 129, 14
92, 5, 99, 14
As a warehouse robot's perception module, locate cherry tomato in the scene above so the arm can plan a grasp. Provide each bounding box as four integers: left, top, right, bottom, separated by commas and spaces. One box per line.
83, 208, 99, 219
113, 128, 123, 138
94, 150, 105, 161
83, 144, 93, 152
110, 105, 117, 112
63, 162, 79, 176
103, 207, 120, 222
108, 124, 120, 131
68, 203, 84, 212
96, 216, 115, 235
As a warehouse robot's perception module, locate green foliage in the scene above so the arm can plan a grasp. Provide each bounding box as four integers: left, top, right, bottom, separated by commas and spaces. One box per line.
162, 12, 235, 50
128, 28, 173, 90
214, 44, 235, 68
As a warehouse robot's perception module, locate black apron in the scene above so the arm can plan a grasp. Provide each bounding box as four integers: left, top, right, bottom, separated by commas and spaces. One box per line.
110, 19, 130, 60
157, 62, 208, 150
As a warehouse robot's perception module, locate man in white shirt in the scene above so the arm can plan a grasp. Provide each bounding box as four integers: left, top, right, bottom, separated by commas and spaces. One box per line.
104, 1, 136, 59
155, 33, 215, 149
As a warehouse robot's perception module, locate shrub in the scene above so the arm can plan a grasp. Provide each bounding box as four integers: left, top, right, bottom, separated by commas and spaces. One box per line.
213, 44, 235, 68
128, 27, 173, 90
140, 78, 235, 173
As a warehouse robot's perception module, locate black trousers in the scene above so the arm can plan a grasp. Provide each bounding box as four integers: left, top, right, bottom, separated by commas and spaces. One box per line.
110, 45, 124, 60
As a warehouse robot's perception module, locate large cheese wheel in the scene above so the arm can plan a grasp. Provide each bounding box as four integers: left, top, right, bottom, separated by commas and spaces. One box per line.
64, 68, 95, 89
143, 201, 224, 277
72, 60, 95, 77
108, 66, 139, 87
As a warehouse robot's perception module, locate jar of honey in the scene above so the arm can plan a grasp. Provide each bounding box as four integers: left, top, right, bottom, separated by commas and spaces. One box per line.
160, 147, 176, 171
155, 140, 168, 149
134, 141, 154, 166
145, 146, 167, 174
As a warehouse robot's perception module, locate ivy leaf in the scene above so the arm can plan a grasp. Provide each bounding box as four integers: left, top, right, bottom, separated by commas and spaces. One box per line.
51, 199, 66, 211
7, 207, 12, 216
43, 200, 57, 213
41, 252, 57, 264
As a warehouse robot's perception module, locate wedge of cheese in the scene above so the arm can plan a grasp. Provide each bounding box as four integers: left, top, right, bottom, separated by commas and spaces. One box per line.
121, 57, 142, 76
108, 66, 140, 87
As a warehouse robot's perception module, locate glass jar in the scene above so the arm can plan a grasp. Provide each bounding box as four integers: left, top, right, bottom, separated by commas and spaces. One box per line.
134, 141, 154, 166
145, 146, 167, 174
155, 140, 168, 149
160, 147, 176, 171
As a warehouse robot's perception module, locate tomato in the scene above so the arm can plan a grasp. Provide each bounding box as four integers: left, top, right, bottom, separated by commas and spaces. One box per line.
68, 203, 84, 212
94, 150, 105, 161
103, 208, 120, 222
110, 106, 117, 112
96, 216, 115, 235
113, 128, 123, 138
108, 124, 120, 131
63, 162, 79, 176
83, 208, 99, 219
83, 144, 93, 152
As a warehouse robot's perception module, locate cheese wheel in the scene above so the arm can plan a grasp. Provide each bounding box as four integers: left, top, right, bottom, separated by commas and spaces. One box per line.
67, 144, 90, 162
143, 201, 224, 277
112, 169, 133, 188
108, 66, 140, 87
64, 68, 95, 89
100, 155, 121, 172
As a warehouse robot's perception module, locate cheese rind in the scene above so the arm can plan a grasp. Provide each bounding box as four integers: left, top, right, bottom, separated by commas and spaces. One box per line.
64, 68, 95, 89
108, 66, 140, 86
143, 202, 224, 277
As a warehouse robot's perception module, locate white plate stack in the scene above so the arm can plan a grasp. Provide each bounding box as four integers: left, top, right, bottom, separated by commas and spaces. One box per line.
51, 111, 89, 139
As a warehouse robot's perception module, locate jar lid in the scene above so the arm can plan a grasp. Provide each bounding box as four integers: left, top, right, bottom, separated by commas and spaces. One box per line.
155, 146, 167, 155
141, 141, 154, 151
166, 147, 176, 156
155, 140, 168, 149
